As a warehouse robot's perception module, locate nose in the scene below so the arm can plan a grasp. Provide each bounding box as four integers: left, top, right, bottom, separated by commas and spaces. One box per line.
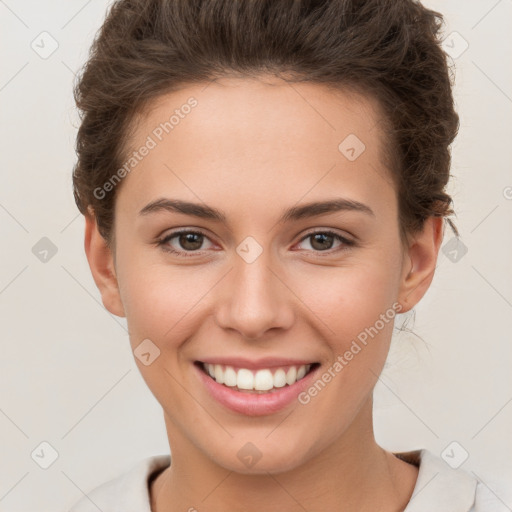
214, 250, 295, 340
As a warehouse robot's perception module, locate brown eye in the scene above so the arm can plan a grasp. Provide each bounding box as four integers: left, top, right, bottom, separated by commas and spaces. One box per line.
176, 232, 204, 251
158, 229, 214, 257
296, 230, 355, 254
309, 233, 335, 251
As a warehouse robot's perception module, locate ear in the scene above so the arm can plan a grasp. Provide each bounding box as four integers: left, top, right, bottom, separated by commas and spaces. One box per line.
84, 211, 125, 317
397, 216, 445, 313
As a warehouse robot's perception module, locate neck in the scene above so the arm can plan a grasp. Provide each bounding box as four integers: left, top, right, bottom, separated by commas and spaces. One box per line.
151, 398, 418, 512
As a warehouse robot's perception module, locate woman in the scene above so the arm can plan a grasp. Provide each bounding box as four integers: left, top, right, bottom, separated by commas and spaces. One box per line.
69, 0, 499, 510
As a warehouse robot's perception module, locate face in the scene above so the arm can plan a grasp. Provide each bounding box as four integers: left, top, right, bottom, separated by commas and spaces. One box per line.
85, 76, 442, 474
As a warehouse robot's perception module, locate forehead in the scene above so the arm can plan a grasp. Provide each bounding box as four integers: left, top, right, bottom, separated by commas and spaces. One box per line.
116, 76, 396, 222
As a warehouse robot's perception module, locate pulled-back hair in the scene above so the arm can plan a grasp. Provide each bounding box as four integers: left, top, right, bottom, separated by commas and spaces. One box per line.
72, 0, 459, 246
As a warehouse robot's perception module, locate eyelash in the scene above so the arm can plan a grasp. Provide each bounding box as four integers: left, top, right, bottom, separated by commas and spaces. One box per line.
156, 229, 356, 258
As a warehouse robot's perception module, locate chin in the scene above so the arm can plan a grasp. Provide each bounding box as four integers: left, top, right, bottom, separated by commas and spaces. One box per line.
206, 437, 317, 475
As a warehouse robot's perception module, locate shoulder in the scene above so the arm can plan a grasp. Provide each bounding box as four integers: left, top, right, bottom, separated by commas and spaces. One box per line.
396, 448, 508, 511
473, 479, 511, 511
68, 454, 171, 512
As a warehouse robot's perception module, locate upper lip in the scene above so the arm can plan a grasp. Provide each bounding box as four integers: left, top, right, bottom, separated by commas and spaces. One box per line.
196, 357, 318, 370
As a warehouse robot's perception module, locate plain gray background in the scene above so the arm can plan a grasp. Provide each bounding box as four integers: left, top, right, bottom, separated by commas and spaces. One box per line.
1, 0, 511, 510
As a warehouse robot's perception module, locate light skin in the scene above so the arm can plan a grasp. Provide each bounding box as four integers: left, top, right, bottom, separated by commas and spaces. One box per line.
84, 76, 444, 511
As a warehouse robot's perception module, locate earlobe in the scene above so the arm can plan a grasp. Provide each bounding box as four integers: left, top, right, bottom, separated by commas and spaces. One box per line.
398, 217, 444, 313
84, 212, 126, 318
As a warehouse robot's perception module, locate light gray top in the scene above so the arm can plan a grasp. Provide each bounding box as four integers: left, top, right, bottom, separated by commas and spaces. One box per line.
68, 449, 506, 511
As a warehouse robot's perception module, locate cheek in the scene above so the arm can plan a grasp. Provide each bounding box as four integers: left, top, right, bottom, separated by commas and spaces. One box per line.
117, 256, 216, 346
291, 261, 400, 430
115, 260, 208, 406
296, 256, 401, 346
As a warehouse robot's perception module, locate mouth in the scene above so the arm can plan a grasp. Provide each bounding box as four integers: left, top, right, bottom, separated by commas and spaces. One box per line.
194, 361, 320, 394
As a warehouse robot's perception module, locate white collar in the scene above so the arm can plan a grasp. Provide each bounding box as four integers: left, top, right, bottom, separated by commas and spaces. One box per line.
70, 449, 479, 511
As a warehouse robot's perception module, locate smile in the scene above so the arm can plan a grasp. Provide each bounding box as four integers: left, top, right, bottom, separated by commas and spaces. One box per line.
198, 362, 318, 393
193, 360, 321, 416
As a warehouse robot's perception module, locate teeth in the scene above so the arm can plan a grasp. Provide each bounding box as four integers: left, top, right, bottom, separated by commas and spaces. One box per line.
273, 369, 287, 388
203, 363, 313, 391
254, 369, 273, 391
285, 366, 297, 385
224, 365, 237, 387
214, 364, 224, 384
296, 365, 307, 380
237, 369, 254, 390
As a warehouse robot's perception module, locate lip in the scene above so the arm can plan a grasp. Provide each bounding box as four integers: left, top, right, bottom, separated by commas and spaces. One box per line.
198, 356, 316, 371
193, 361, 320, 416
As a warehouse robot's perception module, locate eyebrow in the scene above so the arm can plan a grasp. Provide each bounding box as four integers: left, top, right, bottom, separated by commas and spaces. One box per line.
139, 197, 375, 223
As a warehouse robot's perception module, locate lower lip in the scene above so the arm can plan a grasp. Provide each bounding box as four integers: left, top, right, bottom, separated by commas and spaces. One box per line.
194, 362, 320, 416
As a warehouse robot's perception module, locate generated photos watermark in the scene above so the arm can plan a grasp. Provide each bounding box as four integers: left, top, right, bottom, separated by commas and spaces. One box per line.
93, 96, 198, 200
298, 301, 403, 405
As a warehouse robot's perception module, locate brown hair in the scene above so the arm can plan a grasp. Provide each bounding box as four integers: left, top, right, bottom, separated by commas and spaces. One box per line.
72, 0, 460, 247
